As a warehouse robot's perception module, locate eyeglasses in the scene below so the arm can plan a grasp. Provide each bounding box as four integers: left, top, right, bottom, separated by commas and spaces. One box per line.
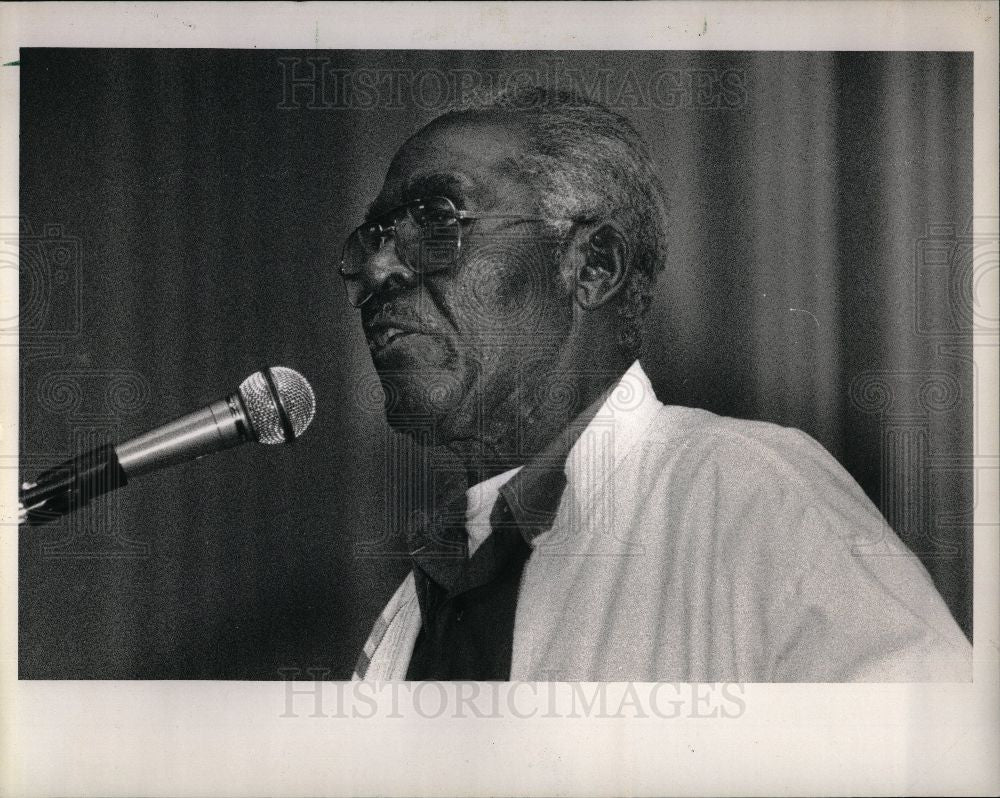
338, 195, 568, 307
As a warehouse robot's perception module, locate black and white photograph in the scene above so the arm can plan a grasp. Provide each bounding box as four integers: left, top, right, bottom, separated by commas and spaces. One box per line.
1, 2, 998, 796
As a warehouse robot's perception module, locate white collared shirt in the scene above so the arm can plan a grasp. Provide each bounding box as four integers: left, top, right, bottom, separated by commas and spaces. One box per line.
355, 361, 970, 682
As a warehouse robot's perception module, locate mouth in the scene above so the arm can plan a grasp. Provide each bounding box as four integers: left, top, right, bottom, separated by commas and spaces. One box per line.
366, 325, 420, 352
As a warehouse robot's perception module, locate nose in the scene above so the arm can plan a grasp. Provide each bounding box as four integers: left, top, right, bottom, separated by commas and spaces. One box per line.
357, 237, 419, 305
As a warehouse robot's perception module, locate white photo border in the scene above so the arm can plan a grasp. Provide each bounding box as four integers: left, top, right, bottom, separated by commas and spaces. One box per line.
1, 2, 997, 796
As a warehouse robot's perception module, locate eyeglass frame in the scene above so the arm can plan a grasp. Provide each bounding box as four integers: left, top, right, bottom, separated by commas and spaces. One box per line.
337, 195, 574, 307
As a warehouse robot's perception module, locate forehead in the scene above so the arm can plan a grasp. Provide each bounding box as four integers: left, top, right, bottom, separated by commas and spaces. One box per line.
372, 114, 536, 216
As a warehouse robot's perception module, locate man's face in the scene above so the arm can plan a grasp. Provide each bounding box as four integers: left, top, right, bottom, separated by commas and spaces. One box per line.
356, 114, 574, 441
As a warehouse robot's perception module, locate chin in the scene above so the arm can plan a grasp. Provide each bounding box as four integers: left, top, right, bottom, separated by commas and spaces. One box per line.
370, 334, 474, 436
378, 365, 469, 438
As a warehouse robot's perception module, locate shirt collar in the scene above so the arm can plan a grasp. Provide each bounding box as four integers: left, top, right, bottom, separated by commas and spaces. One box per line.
500, 360, 661, 548
466, 466, 522, 556
410, 360, 662, 578
564, 359, 662, 491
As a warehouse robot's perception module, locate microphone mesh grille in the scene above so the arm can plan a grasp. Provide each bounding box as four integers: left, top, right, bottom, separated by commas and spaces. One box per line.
238, 367, 316, 445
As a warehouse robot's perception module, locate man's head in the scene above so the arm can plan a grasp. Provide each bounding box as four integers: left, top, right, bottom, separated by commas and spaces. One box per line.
344, 86, 668, 450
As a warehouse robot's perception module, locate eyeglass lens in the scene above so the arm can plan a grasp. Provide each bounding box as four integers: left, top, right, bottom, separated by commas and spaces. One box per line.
341, 197, 461, 278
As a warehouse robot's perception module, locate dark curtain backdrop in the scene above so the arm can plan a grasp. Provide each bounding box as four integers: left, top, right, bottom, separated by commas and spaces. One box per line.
18, 50, 972, 679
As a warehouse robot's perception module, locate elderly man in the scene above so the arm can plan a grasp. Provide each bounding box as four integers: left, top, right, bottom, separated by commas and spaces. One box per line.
343, 87, 970, 682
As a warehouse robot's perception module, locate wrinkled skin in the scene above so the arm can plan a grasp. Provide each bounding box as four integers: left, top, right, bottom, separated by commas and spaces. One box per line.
353, 113, 628, 481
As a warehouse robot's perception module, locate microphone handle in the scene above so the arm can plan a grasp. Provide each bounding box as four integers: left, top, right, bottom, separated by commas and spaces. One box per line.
115, 394, 251, 478
19, 444, 128, 525
19, 394, 253, 526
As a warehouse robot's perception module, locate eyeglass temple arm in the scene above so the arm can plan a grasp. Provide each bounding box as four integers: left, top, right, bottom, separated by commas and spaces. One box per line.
453, 211, 562, 222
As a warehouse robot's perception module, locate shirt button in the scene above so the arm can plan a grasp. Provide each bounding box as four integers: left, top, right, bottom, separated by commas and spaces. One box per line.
456, 609, 465, 622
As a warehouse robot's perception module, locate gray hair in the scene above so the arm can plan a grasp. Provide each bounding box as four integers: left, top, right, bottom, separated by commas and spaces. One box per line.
443, 85, 668, 356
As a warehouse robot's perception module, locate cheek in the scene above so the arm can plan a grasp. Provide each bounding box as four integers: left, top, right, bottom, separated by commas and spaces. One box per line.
449, 239, 572, 341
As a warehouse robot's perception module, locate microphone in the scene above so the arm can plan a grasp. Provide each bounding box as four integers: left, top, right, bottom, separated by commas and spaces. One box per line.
18, 366, 316, 526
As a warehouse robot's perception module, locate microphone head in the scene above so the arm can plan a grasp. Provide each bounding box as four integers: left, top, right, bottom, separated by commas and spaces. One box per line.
238, 367, 316, 445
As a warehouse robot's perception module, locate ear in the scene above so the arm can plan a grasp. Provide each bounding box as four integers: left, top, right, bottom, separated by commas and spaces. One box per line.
568, 222, 631, 310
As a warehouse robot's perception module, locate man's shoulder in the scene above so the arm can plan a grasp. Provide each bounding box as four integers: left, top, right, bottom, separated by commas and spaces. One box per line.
631, 404, 888, 552
644, 404, 855, 491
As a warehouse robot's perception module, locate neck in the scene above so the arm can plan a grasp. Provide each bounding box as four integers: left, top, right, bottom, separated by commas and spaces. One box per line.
445, 355, 632, 486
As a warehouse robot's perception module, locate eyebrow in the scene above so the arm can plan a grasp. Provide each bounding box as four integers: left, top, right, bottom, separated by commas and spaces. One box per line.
404, 173, 471, 203
366, 171, 497, 221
